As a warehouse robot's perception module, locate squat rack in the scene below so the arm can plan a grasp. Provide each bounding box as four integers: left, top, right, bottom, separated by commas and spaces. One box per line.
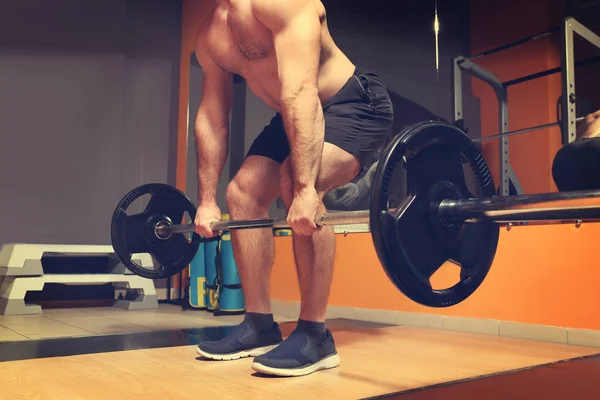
452, 17, 600, 196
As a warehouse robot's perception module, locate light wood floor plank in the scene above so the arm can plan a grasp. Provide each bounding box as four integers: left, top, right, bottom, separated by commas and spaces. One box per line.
0, 325, 597, 400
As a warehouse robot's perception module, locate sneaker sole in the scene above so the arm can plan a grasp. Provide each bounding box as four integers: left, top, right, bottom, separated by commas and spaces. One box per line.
251, 353, 341, 377
195, 344, 279, 361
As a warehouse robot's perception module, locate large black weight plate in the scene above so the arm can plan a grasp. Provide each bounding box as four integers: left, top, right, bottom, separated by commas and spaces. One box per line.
111, 183, 202, 279
370, 121, 500, 307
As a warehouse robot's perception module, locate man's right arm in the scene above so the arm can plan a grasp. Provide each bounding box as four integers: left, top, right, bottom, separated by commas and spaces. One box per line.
194, 43, 233, 206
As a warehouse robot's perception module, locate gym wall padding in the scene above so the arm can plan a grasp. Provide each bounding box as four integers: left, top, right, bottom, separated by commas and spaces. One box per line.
0, 0, 182, 248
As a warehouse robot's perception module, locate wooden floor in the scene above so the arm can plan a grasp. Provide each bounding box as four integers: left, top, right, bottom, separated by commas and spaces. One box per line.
0, 324, 597, 400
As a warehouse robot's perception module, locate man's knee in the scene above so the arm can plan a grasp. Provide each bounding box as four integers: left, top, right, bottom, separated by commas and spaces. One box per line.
226, 177, 273, 213
225, 180, 243, 209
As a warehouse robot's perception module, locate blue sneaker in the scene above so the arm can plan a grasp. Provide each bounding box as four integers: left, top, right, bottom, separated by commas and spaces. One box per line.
251, 328, 340, 376
196, 321, 283, 361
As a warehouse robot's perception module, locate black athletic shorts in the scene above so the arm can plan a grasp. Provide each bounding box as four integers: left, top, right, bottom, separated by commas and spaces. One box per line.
246, 68, 394, 170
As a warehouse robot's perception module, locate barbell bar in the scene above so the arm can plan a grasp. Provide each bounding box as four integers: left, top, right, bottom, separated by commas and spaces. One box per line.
473, 116, 585, 143
111, 120, 600, 308
154, 210, 372, 239
439, 189, 600, 225
155, 187, 600, 240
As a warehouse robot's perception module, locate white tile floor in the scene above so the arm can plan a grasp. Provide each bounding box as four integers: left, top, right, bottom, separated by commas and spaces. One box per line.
0, 304, 294, 341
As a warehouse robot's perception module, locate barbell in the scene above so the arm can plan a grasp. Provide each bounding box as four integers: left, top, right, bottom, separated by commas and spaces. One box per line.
110, 121, 600, 308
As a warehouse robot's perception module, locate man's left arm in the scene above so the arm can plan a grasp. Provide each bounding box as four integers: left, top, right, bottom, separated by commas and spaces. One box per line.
254, 0, 323, 214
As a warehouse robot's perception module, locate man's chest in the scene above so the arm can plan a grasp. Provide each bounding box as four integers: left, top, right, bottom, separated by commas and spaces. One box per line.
207, 6, 274, 73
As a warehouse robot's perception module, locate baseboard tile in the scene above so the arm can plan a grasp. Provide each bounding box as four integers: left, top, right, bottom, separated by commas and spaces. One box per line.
442, 316, 500, 336
289, 302, 301, 319
396, 311, 444, 330
326, 305, 356, 320
499, 321, 568, 344
355, 308, 396, 325
568, 328, 600, 348
269, 300, 600, 347
270, 299, 291, 318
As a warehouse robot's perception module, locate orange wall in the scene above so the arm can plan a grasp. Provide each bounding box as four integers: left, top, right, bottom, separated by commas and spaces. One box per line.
268, 0, 600, 330
271, 223, 600, 330
471, 0, 563, 194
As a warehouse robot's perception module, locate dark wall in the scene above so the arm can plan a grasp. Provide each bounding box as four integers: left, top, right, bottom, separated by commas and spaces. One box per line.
321, 0, 480, 134
0, 0, 182, 246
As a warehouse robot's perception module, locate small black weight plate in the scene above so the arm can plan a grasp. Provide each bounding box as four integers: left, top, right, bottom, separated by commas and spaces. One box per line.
370, 121, 499, 307
111, 183, 202, 279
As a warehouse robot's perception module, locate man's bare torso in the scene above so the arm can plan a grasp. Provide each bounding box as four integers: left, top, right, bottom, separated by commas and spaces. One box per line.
196, 0, 356, 111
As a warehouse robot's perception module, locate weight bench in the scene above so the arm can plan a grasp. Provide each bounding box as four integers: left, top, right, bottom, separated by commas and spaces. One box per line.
0, 244, 157, 315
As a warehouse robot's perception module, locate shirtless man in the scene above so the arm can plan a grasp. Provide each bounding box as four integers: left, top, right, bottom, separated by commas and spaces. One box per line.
553, 109, 600, 192
577, 109, 600, 139
192, 0, 393, 376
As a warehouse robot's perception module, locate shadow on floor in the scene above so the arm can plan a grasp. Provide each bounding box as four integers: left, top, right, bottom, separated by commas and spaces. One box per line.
0, 318, 391, 363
